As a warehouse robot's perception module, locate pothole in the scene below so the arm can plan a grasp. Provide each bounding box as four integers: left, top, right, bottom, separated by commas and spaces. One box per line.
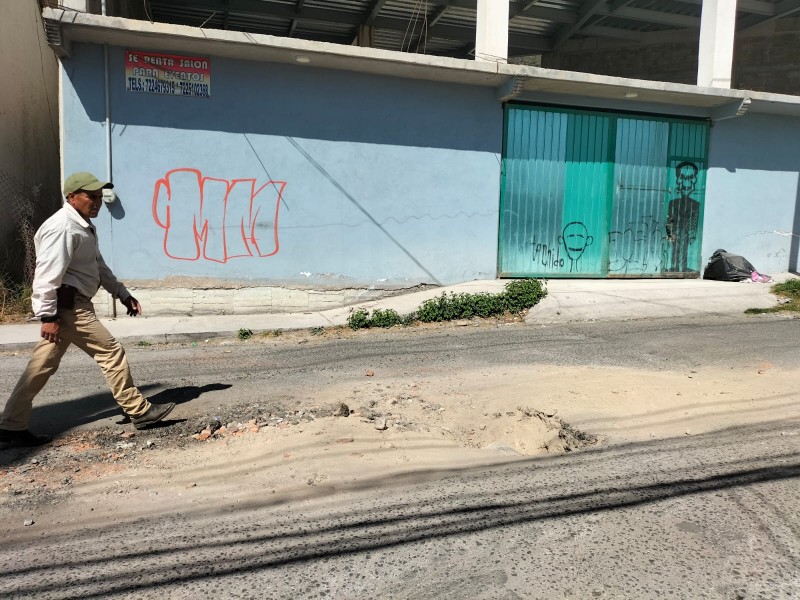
351, 399, 598, 457
0, 398, 599, 512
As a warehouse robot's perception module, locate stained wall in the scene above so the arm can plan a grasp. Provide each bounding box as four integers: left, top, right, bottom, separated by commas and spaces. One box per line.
0, 0, 60, 282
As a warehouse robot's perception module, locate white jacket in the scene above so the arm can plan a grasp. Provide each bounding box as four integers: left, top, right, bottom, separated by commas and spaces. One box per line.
31, 203, 130, 317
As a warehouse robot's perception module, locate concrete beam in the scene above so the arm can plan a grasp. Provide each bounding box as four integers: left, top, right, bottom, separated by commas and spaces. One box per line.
608, 0, 634, 10
355, 25, 375, 48
679, 0, 775, 17
156, 0, 550, 52
596, 5, 700, 29
496, 75, 524, 101
697, 0, 737, 88
474, 0, 509, 63
579, 0, 634, 42
581, 24, 643, 42
60, 0, 93, 11
413, 6, 449, 54
775, 0, 800, 18
475, 0, 578, 24
365, 0, 389, 26
710, 97, 751, 121
739, 0, 800, 31
553, 0, 606, 50
289, 0, 304, 34
52, 6, 800, 118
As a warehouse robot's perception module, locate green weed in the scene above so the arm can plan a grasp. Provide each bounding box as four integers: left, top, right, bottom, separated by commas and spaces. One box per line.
369, 308, 402, 328
347, 308, 371, 330
502, 279, 548, 312
774, 278, 800, 298
417, 279, 546, 323
745, 278, 800, 314
400, 312, 417, 326
347, 279, 547, 330
237, 328, 254, 340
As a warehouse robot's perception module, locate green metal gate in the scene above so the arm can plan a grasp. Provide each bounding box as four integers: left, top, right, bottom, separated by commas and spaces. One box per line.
499, 104, 709, 278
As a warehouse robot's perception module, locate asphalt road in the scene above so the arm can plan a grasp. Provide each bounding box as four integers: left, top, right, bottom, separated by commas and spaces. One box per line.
1, 314, 799, 435
1, 315, 799, 599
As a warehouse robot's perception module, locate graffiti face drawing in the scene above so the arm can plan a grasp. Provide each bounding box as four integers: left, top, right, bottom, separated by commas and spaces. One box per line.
559, 221, 593, 272
676, 162, 698, 197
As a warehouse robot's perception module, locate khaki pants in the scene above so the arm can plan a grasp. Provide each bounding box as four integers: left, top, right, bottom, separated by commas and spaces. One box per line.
0, 297, 151, 431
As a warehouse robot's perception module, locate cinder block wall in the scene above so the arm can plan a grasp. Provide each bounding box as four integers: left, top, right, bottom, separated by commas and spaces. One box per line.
541, 18, 800, 96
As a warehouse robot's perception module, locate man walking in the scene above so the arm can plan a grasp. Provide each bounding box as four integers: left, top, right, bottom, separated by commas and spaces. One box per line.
0, 172, 175, 449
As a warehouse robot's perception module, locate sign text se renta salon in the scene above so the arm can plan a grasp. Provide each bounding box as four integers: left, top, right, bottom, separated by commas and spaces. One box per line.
125, 51, 211, 98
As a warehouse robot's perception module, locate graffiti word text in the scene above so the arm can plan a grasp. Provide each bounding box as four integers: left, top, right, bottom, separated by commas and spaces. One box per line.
531, 241, 564, 269
152, 168, 286, 264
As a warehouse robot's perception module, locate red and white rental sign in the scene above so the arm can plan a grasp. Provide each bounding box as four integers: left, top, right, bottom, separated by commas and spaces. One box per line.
125, 50, 211, 98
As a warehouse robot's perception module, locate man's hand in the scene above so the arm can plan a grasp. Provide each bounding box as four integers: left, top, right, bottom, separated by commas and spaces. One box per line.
122, 296, 143, 317
41, 321, 61, 344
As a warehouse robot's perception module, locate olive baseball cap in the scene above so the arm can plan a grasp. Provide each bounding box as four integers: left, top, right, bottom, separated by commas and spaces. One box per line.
63, 172, 113, 196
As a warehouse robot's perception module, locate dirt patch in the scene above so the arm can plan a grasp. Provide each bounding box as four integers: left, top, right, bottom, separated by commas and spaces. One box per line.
338, 380, 597, 455
1, 431, 133, 511
0, 388, 597, 514
2, 343, 799, 527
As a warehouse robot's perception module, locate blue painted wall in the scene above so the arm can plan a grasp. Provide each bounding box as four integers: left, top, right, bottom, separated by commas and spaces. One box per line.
706, 113, 800, 275
61, 43, 800, 284
61, 43, 503, 287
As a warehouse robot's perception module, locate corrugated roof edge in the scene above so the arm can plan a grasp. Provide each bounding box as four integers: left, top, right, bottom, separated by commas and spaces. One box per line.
43, 7, 800, 118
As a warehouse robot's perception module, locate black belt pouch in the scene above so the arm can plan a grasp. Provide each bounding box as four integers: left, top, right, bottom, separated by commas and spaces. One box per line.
56, 285, 76, 310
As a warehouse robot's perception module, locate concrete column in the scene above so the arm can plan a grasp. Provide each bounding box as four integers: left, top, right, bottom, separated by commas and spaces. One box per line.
355, 25, 375, 48
60, 0, 93, 12
697, 0, 738, 88
475, 0, 509, 63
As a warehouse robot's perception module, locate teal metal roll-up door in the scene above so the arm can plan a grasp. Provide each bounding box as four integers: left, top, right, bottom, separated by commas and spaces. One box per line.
499, 104, 709, 278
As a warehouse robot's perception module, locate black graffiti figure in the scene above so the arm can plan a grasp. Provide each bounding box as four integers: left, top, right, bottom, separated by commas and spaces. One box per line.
559, 221, 593, 273
665, 161, 701, 272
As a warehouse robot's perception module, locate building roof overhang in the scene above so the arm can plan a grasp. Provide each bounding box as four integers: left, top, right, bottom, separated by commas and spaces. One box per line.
43, 7, 800, 120
115, 0, 800, 61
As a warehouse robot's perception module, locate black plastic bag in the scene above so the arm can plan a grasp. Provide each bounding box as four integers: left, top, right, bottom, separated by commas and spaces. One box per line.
703, 249, 757, 282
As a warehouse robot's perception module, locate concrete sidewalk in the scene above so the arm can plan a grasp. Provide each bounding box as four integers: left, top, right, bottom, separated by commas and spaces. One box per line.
0, 277, 792, 351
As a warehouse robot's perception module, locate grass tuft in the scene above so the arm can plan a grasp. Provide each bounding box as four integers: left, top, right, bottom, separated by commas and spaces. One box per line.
745, 278, 800, 314
0, 279, 33, 323
347, 279, 547, 330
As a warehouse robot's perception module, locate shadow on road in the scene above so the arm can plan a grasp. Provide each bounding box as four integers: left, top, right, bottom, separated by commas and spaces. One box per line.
0, 383, 233, 466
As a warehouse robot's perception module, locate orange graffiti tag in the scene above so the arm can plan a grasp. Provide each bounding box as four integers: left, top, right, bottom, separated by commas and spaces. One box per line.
152, 168, 286, 263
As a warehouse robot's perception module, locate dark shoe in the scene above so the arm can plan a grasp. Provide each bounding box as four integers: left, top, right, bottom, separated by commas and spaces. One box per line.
0, 428, 52, 448
131, 402, 176, 430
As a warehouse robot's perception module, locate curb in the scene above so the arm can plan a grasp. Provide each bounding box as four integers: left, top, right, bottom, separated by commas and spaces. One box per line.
0, 325, 319, 352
